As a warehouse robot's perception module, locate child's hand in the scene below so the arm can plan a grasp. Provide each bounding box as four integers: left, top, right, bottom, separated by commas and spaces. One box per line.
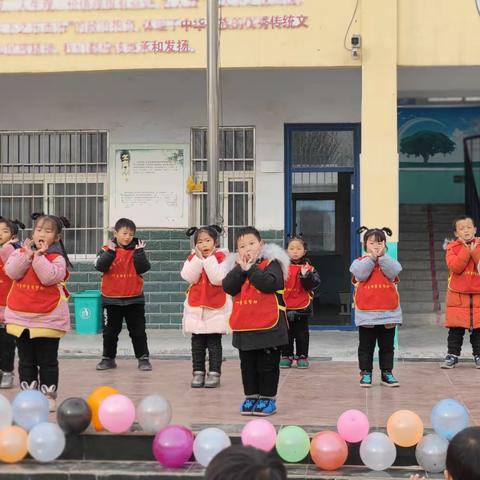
23, 238, 34, 259
135, 239, 146, 250
107, 240, 116, 251
34, 241, 48, 257
194, 246, 204, 258
237, 253, 251, 271
301, 263, 313, 275
8, 236, 18, 245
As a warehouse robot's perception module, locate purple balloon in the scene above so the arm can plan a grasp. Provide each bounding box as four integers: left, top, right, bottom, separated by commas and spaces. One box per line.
152, 425, 194, 468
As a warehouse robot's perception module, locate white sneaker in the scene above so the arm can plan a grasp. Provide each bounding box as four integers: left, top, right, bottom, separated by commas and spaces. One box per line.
40, 384, 57, 412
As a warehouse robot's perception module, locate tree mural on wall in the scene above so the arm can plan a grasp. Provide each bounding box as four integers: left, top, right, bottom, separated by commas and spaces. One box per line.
400, 130, 455, 163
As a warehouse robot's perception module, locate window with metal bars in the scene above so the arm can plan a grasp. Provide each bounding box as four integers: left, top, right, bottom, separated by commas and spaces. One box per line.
191, 127, 255, 251
0, 131, 108, 258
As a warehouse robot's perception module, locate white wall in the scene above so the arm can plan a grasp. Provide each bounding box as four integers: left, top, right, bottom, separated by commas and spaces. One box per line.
0, 68, 361, 229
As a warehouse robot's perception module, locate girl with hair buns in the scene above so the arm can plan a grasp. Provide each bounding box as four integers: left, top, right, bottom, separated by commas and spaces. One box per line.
4, 213, 72, 411
181, 225, 231, 388
350, 226, 402, 388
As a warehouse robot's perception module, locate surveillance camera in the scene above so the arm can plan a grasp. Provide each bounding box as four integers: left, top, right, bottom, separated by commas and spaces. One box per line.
351, 34, 361, 48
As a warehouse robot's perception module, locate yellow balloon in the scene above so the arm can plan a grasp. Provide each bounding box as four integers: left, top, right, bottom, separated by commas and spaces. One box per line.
87, 386, 119, 432
387, 410, 424, 447
0, 426, 28, 463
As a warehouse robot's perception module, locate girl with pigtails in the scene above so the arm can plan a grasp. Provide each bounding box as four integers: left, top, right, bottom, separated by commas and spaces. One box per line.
181, 225, 231, 389
350, 226, 402, 388
4, 213, 72, 411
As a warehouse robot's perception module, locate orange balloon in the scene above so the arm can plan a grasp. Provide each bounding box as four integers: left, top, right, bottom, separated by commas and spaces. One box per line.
87, 386, 119, 431
0, 426, 28, 463
387, 410, 424, 447
310, 431, 348, 471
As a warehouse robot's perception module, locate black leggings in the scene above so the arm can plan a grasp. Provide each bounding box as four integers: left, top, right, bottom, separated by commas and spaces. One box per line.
0, 326, 16, 372
191, 333, 222, 373
358, 325, 395, 372
239, 348, 281, 397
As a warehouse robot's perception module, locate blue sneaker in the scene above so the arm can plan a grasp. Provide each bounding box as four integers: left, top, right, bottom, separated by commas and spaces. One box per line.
240, 398, 258, 416
252, 398, 277, 416
381, 370, 400, 387
360, 371, 372, 388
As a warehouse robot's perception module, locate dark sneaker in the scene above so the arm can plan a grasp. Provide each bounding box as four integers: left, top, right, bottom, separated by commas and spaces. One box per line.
96, 358, 117, 371
279, 357, 293, 368
474, 355, 480, 369
296, 356, 309, 369
252, 398, 277, 416
381, 370, 400, 387
204, 372, 220, 388
240, 397, 258, 416
360, 371, 372, 388
138, 356, 152, 371
191, 371, 205, 388
441, 354, 459, 369
0, 372, 14, 389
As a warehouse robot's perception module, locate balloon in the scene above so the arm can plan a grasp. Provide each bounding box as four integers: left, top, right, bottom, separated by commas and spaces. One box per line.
152, 425, 194, 468
360, 432, 397, 471
193, 427, 231, 467
310, 431, 348, 471
11, 390, 49, 432
415, 434, 449, 473
275, 426, 310, 463
137, 394, 172, 434
98, 394, 135, 434
387, 410, 424, 447
337, 409, 369, 443
87, 386, 119, 432
0, 394, 12, 429
57, 398, 92, 435
241, 419, 277, 452
431, 399, 469, 441
28, 422, 66, 462
0, 426, 28, 463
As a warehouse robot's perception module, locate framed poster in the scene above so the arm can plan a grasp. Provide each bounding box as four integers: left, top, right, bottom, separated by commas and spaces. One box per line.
109, 144, 190, 228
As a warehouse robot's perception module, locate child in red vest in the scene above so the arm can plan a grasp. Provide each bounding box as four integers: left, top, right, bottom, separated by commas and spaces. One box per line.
223, 226, 290, 416
181, 225, 230, 388
350, 226, 402, 388
0, 217, 24, 389
95, 218, 152, 371
280, 235, 321, 369
441, 216, 480, 369
4, 213, 71, 411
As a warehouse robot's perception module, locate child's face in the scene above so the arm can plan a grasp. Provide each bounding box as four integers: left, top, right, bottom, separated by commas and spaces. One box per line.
365, 237, 385, 256
237, 233, 262, 261
32, 220, 59, 249
0, 223, 13, 246
287, 239, 306, 261
196, 231, 215, 258
455, 218, 476, 242
114, 227, 135, 247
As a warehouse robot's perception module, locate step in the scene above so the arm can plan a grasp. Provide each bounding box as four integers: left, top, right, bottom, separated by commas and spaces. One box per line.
401, 302, 444, 313
398, 290, 436, 302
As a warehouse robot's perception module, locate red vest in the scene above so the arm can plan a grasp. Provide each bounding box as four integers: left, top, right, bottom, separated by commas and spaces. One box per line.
447, 242, 480, 294
101, 247, 143, 298
0, 259, 13, 307
229, 259, 285, 332
353, 258, 399, 311
284, 264, 312, 310
187, 251, 227, 309
7, 252, 69, 314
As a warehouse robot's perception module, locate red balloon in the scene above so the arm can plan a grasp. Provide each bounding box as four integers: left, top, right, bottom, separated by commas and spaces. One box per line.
310, 431, 349, 471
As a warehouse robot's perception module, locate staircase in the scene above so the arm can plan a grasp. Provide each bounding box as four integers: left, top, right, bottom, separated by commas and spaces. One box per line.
398, 203, 465, 315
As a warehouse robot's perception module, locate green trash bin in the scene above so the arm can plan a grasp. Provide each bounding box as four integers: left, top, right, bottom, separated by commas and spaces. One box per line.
72, 290, 103, 334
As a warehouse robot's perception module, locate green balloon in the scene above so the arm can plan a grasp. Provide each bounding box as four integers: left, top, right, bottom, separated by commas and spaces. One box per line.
275, 426, 310, 463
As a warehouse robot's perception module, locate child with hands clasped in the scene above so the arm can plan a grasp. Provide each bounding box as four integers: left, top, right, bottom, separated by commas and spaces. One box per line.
350, 227, 402, 388
181, 225, 231, 388
223, 227, 289, 417
442, 216, 480, 369
280, 235, 321, 369
4, 213, 72, 411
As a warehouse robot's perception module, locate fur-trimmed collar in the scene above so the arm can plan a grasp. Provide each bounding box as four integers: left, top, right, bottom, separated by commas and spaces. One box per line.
224, 243, 290, 279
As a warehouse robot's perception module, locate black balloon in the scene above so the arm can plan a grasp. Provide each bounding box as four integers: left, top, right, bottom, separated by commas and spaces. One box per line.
57, 397, 92, 434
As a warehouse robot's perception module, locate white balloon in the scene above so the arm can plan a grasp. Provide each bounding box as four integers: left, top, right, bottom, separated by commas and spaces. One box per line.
415, 434, 449, 473
193, 427, 231, 467
360, 432, 397, 471
137, 394, 172, 434
28, 422, 66, 462
0, 394, 12, 429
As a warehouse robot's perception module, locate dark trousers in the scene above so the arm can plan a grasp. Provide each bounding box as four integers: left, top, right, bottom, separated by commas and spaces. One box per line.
191, 333, 222, 373
102, 304, 149, 359
16, 330, 59, 388
239, 348, 281, 397
281, 315, 309, 358
0, 325, 16, 372
358, 325, 395, 372
447, 327, 480, 356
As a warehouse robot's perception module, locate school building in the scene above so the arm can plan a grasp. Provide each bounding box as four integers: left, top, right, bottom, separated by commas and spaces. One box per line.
0, 0, 479, 329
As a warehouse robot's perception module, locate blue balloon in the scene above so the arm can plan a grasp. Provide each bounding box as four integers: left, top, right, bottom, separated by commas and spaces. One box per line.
12, 390, 49, 432
431, 399, 469, 441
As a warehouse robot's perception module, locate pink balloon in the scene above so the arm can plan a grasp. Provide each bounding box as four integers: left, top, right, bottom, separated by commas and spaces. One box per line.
98, 394, 135, 433
241, 419, 277, 452
337, 409, 370, 443
152, 425, 194, 468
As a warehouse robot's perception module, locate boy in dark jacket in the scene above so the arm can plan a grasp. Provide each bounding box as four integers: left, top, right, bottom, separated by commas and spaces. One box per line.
94, 218, 152, 371
223, 226, 289, 416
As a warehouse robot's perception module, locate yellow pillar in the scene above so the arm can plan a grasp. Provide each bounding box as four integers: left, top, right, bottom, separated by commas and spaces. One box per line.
360, 0, 399, 253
